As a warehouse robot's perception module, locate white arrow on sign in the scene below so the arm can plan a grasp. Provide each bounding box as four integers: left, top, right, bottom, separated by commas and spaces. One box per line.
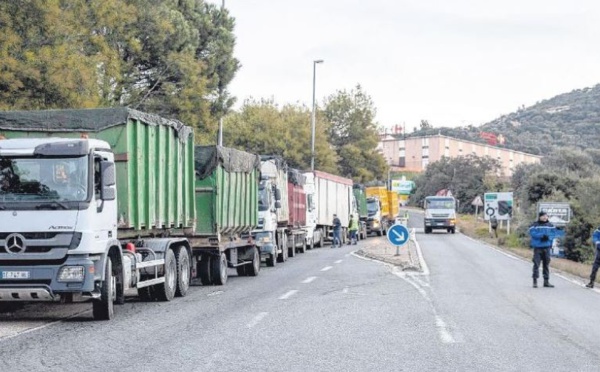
392, 230, 405, 241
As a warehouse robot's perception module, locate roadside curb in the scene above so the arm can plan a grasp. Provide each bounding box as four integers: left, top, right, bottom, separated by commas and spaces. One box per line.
353, 228, 428, 274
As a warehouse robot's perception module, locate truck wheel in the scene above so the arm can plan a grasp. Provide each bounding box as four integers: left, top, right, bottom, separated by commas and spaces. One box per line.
138, 286, 156, 301
288, 235, 296, 258
175, 246, 191, 298
247, 247, 260, 277
156, 248, 177, 301
425, 227, 432, 234
93, 257, 115, 320
211, 253, 228, 285
236, 265, 248, 276
299, 238, 307, 254
377, 229, 383, 237
317, 233, 324, 248
451, 227, 456, 234
199, 255, 213, 285
266, 252, 277, 267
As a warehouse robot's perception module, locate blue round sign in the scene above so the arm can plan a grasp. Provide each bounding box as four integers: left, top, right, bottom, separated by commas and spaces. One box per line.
387, 224, 410, 246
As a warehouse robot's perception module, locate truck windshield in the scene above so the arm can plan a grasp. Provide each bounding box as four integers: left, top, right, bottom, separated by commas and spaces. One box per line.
426, 199, 455, 209
0, 156, 89, 202
258, 186, 270, 212
367, 200, 379, 215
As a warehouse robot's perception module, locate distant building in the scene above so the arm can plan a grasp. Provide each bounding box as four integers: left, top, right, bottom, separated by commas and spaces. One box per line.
379, 134, 542, 177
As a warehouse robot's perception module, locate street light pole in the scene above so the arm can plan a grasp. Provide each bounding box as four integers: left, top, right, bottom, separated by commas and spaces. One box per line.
310, 59, 324, 171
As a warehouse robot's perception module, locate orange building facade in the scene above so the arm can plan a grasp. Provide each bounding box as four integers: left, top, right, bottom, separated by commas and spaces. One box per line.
379, 135, 542, 176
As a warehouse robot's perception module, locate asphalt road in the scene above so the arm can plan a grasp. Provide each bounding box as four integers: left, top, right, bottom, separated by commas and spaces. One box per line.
1, 212, 600, 371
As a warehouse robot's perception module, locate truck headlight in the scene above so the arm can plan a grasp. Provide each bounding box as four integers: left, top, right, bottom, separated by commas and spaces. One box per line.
58, 266, 85, 282
261, 237, 271, 243
450, 219, 456, 225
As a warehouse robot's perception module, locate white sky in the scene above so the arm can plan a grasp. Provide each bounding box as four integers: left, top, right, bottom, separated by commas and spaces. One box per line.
211, 0, 600, 129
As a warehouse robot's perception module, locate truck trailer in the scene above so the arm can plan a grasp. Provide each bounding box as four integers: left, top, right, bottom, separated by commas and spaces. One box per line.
304, 171, 353, 247
0, 108, 262, 320
287, 168, 309, 253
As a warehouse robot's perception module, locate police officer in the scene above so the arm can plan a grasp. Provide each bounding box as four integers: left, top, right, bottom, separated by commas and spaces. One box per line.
586, 226, 600, 288
528, 211, 556, 288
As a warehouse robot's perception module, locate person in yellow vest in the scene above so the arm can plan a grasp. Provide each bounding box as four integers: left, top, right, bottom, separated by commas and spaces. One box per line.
349, 214, 359, 245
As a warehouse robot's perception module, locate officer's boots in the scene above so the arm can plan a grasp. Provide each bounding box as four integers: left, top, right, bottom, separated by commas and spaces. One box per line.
543, 280, 555, 288
533, 279, 537, 288
586, 281, 594, 288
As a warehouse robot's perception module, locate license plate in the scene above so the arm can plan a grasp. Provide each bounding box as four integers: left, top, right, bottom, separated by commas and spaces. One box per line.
1, 271, 30, 279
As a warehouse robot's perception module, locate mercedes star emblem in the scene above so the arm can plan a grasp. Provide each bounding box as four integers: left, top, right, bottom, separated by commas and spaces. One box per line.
5, 233, 27, 254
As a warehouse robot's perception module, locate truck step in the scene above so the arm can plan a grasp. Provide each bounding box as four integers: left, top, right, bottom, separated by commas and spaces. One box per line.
136, 277, 166, 289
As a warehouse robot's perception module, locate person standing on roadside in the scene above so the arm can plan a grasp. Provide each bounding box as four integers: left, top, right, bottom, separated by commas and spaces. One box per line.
332, 214, 342, 248
349, 214, 359, 245
586, 226, 600, 288
528, 211, 556, 288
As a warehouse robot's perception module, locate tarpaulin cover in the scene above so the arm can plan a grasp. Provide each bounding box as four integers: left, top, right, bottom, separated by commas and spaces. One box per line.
0, 107, 192, 142
195, 146, 260, 179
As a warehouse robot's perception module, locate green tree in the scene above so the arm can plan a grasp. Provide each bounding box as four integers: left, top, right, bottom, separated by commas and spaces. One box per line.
323, 84, 388, 182
223, 99, 338, 173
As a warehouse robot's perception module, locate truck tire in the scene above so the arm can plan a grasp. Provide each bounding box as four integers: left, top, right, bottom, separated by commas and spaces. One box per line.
299, 238, 307, 254
317, 233, 324, 248
247, 247, 260, 277
376, 229, 383, 237
211, 253, 228, 285
138, 286, 156, 301
175, 246, 191, 298
266, 253, 277, 267
450, 227, 456, 234
93, 258, 115, 321
155, 248, 177, 301
425, 227, 432, 234
199, 254, 213, 285
288, 235, 296, 258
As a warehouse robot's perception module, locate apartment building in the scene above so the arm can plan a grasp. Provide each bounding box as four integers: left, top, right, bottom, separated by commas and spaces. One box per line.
379, 134, 542, 176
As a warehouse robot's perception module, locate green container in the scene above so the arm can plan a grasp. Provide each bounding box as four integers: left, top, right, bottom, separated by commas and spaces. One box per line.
0, 108, 196, 232
194, 146, 260, 237
353, 186, 368, 218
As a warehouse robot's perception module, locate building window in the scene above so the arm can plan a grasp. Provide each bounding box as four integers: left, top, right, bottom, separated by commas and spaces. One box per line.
399, 157, 406, 167
422, 155, 429, 159
422, 158, 429, 168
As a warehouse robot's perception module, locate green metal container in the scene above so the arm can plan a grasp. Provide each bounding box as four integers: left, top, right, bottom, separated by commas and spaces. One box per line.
0, 108, 196, 232
194, 146, 260, 237
353, 186, 368, 219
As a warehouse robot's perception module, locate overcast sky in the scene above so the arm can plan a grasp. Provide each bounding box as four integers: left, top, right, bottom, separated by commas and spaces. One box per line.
211, 0, 600, 129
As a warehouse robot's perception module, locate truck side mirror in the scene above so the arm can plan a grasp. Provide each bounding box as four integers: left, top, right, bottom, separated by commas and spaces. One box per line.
275, 200, 282, 209
100, 161, 116, 201
275, 188, 282, 201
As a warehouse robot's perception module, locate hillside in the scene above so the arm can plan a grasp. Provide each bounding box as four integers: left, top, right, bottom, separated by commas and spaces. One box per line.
406, 84, 600, 155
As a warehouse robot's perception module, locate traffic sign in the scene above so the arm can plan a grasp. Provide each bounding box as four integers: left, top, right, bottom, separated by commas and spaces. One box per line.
484, 192, 513, 221
471, 195, 483, 207
387, 223, 410, 247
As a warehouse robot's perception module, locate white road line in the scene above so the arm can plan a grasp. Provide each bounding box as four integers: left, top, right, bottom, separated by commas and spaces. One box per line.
247, 312, 269, 328
278, 290, 298, 300
411, 228, 430, 276
334, 260, 343, 264
342, 287, 349, 294
302, 276, 317, 284
207, 291, 224, 297
0, 309, 91, 342
321, 266, 333, 272
435, 315, 456, 344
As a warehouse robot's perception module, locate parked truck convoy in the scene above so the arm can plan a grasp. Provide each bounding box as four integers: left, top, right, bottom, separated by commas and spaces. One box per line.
423, 195, 457, 234
0, 107, 403, 320
0, 108, 263, 320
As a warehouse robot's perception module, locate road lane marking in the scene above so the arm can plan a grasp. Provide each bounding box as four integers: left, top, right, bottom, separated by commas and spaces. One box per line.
302, 276, 317, 284
0, 309, 91, 342
342, 287, 349, 294
278, 290, 298, 300
321, 266, 333, 272
435, 315, 456, 344
334, 260, 343, 264
247, 312, 269, 328
207, 291, 224, 297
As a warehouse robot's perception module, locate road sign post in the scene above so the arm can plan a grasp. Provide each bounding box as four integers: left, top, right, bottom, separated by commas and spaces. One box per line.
387, 223, 410, 256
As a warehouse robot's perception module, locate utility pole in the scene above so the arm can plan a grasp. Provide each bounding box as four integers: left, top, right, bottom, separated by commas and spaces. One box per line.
310, 59, 324, 171
217, 0, 226, 146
